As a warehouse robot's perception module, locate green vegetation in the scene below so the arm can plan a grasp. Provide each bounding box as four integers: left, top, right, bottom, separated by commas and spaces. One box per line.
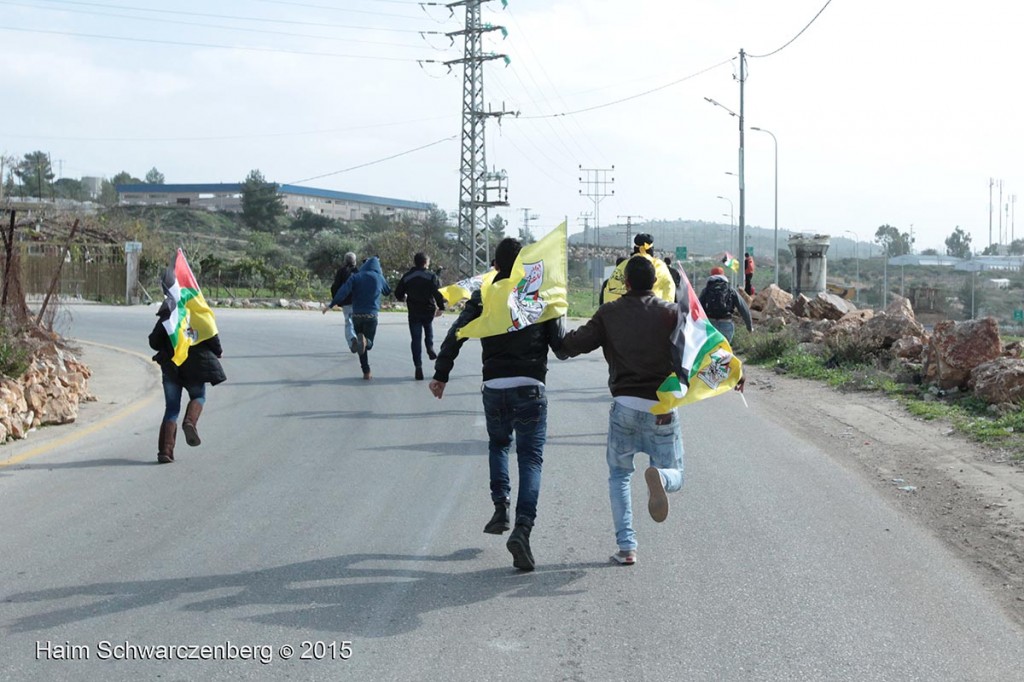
740, 328, 1024, 459
567, 287, 599, 318
0, 326, 30, 379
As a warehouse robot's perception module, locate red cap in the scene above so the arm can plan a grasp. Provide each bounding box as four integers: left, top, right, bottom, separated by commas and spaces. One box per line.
710, 266, 724, 276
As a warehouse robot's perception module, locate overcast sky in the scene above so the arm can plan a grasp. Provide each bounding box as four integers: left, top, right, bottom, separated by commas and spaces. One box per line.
2, 0, 1021, 254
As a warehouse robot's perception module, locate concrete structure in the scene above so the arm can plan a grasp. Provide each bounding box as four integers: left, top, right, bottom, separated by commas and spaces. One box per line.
788, 234, 831, 297
80, 176, 103, 199
115, 183, 433, 223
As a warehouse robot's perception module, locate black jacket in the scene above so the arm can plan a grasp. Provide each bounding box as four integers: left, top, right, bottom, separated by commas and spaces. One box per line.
698, 275, 753, 331
395, 266, 445, 317
433, 288, 563, 384
149, 314, 227, 386
330, 264, 357, 306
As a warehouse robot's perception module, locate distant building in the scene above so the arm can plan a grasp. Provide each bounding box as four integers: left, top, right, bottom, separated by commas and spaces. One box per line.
115, 183, 433, 223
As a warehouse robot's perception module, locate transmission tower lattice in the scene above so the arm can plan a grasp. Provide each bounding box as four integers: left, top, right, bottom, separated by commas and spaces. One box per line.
446, 0, 513, 278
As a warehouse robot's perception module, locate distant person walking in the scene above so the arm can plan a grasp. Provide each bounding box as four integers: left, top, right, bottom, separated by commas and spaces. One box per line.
395, 252, 446, 381
664, 255, 682, 289
148, 283, 226, 465
555, 256, 685, 565
744, 253, 755, 296
599, 256, 627, 306
698, 266, 752, 343
329, 252, 359, 353
324, 256, 391, 380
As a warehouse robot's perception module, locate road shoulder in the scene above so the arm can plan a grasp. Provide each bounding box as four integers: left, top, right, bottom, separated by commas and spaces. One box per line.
745, 364, 1024, 627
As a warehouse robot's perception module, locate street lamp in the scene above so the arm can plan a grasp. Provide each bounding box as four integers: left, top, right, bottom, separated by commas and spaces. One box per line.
750, 126, 778, 286
717, 195, 734, 253
844, 229, 860, 303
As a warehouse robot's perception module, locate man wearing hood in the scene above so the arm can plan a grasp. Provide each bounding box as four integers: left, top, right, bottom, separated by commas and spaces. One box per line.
697, 266, 752, 342
324, 256, 391, 380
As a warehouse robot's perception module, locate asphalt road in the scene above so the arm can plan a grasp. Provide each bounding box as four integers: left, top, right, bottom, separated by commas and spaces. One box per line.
1, 304, 1022, 681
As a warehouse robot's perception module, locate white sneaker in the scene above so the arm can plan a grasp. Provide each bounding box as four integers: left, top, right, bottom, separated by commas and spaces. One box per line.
610, 549, 636, 565
645, 467, 669, 522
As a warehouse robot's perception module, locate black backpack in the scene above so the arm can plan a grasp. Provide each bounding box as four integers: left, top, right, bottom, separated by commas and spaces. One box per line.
702, 280, 733, 319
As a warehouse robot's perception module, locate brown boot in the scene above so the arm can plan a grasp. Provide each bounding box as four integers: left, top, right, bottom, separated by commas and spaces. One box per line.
182, 399, 203, 447
157, 421, 177, 464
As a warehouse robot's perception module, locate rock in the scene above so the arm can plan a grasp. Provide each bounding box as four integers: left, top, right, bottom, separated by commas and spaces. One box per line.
805, 292, 856, 321
892, 336, 926, 361
790, 294, 811, 318
928, 317, 1002, 390
826, 310, 875, 340
857, 308, 924, 351
751, 284, 794, 314
969, 356, 1024, 404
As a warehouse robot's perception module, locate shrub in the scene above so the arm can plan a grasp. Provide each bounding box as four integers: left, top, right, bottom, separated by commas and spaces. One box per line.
745, 330, 797, 363
824, 334, 877, 367
0, 325, 31, 378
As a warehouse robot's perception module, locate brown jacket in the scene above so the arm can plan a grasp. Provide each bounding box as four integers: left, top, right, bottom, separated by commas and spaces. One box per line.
557, 290, 679, 400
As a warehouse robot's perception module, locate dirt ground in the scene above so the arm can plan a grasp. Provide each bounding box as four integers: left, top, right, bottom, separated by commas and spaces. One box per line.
745, 365, 1024, 627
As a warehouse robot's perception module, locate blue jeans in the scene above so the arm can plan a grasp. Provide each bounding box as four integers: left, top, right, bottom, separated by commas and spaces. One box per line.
161, 372, 206, 423
606, 402, 685, 551
481, 385, 547, 528
352, 314, 378, 374
342, 304, 356, 350
709, 318, 735, 343
408, 312, 435, 367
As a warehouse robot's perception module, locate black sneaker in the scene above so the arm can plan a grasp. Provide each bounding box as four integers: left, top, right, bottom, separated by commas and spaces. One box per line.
483, 499, 510, 534
506, 524, 535, 571
427, 347, 438, 361
415, 366, 424, 381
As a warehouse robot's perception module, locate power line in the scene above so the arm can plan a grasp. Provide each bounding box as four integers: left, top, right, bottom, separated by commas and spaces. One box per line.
287, 135, 456, 184
519, 58, 735, 119
748, 0, 835, 59
0, 26, 429, 61
0, 115, 456, 143
0, 1, 440, 50
27, 0, 432, 33
245, 0, 424, 20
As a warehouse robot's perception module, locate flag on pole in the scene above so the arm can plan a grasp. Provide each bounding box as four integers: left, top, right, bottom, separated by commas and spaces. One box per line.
456, 221, 568, 339
439, 270, 497, 307
652, 268, 742, 414
161, 248, 218, 366
722, 252, 741, 272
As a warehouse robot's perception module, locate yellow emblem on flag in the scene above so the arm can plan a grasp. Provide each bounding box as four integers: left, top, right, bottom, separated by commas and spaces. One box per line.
456, 222, 568, 340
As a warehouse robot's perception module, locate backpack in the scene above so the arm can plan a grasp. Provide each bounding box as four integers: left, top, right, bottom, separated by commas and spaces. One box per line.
702, 280, 733, 319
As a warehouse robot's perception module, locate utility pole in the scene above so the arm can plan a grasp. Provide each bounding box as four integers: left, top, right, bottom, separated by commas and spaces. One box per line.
617, 215, 643, 249
738, 48, 747, 268
520, 207, 539, 242
577, 211, 592, 245
999, 179, 1004, 245
989, 177, 994, 248
579, 165, 615, 249
446, 0, 513, 278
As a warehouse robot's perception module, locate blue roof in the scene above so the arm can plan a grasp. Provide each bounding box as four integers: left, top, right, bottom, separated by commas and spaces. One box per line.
116, 183, 432, 211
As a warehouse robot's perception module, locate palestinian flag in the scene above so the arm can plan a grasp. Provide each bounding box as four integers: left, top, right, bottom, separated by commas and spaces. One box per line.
162, 249, 218, 366
652, 268, 742, 414
722, 252, 741, 272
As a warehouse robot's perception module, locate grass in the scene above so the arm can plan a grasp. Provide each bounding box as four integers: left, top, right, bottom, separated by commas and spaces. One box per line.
567, 286, 599, 319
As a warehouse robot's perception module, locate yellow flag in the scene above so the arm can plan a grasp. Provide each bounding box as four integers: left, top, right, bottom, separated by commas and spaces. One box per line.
456, 222, 568, 339
601, 253, 676, 304
439, 270, 497, 307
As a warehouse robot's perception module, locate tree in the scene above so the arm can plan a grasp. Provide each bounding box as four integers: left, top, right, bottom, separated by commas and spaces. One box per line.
240, 169, 285, 232
1009, 239, 1024, 256
13, 151, 55, 198
305, 232, 360, 280
488, 213, 507, 245
289, 208, 339, 235
874, 224, 913, 256
421, 206, 451, 241
982, 243, 1001, 256
110, 170, 142, 186
53, 178, 86, 201
145, 167, 165, 184
358, 209, 393, 235
920, 248, 939, 256
944, 226, 972, 258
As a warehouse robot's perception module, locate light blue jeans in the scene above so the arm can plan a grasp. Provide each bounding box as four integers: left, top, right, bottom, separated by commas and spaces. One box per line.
606, 401, 685, 551
342, 304, 356, 350
709, 318, 735, 343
